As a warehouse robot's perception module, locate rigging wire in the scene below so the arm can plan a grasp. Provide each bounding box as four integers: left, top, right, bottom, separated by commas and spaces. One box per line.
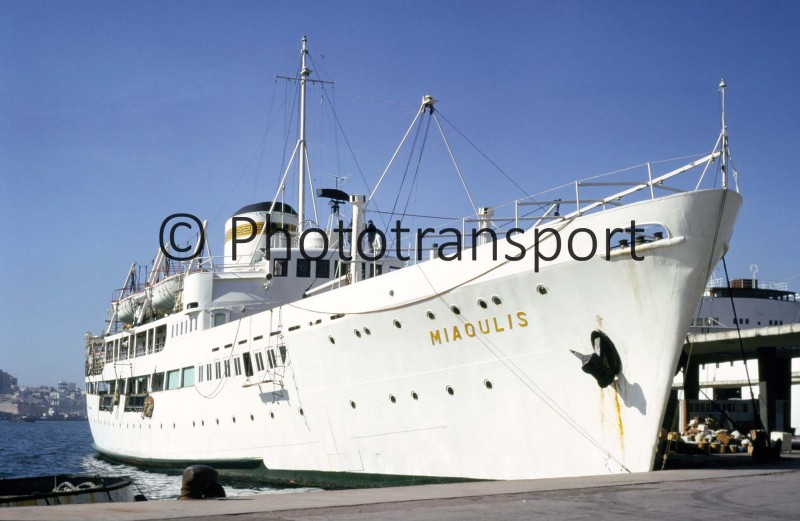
434, 109, 531, 200
209, 79, 281, 228
721, 256, 761, 428
398, 113, 434, 225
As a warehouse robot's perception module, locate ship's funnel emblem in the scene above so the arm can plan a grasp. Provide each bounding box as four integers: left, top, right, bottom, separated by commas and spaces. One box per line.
570, 330, 622, 388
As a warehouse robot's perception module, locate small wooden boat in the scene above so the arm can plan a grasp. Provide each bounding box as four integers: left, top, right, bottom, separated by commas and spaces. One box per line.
0, 475, 143, 507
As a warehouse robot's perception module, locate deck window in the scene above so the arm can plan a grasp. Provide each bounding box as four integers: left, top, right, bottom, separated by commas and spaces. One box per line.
242, 352, 254, 377
297, 259, 311, 278
224, 360, 231, 377
234, 357, 242, 376
135, 376, 149, 394
213, 312, 228, 327
273, 259, 288, 277
215, 361, 221, 379
152, 372, 165, 392
166, 370, 180, 390
255, 352, 265, 372
181, 367, 195, 387
316, 259, 330, 279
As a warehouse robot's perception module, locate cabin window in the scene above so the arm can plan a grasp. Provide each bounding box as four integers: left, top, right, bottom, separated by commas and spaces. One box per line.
242, 352, 254, 377
215, 361, 221, 379
213, 312, 228, 327
155, 325, 166, 352
198, 365, 204, 382
181, 367, 195, 387
166, 370, 180, 390
273, 259, 288, 277
297, 259, 311, 278
135, 376, 149, 394
267, 349, 277, 369
124, 394, 146, 412
234, 357, 242, 376
206, 363, 212, 381
255, 352, 265, 372
316, 259, 330, 278
224, 360, 231, 377
152, 372, 165, 392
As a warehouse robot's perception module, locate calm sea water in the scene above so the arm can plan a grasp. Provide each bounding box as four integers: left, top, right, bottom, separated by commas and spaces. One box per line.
0, 420, 315, 500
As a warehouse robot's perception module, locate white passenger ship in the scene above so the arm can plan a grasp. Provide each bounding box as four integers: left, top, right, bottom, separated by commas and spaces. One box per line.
84, 38, 742, 487
692, 272, 800, 334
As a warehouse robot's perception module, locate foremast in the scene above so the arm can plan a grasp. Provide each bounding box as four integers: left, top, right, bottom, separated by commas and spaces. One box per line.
297, 36, 310, 234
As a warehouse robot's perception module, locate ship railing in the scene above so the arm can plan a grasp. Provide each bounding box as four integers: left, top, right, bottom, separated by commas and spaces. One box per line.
505, 149, 725, 228
754, 280, 790, 291
386, 149, 732, 264
110, 269, 187, 303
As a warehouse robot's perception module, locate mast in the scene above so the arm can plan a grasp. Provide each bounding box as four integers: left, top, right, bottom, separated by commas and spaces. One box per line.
298, 36, 310, 234
719, 78, 728, 189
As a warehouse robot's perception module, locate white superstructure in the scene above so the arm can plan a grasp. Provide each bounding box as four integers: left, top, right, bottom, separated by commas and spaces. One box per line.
84, 39, 742, 487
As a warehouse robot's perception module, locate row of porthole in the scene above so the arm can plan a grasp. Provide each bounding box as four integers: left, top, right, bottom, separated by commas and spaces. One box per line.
96, 379, 496, 427
429, 295, 506, 320
335, 288, 549, 343
349, 380, 494, 409
94, 411, 280, 429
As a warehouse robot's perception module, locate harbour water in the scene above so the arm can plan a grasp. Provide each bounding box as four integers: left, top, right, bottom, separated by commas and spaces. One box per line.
0, 420, 315, 500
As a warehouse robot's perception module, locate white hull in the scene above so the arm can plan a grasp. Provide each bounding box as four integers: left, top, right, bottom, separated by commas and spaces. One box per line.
87, 189, 741, 484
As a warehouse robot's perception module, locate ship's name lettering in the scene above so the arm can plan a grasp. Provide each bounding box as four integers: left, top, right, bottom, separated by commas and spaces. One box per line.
430, 311, 528, 345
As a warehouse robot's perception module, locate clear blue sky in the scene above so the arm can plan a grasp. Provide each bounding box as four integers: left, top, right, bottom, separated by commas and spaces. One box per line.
2, 1, 799, 386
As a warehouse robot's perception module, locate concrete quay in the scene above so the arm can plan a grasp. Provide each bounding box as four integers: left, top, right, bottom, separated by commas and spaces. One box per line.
2, 456, 799, 521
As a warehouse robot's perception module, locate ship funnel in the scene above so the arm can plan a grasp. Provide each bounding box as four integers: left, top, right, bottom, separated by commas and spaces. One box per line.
223, 202, 298, 270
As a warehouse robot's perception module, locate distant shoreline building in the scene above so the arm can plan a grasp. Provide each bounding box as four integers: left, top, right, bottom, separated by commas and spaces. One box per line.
0, 370, 86, 420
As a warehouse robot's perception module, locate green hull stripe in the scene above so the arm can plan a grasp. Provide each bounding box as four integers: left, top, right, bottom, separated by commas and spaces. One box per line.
93, 445, 483, 489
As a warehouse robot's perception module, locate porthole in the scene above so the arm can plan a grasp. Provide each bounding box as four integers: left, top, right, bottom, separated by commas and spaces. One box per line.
491, 295, 502, 305
232, 416, 236, 423
270, 412, 275, 419
389, 290, 395, 296
536, 284, 548, 295
216, 419, 219, 425
329, 336, 336, 344
160, 424, 163, 429
354, 329, 362, 338
172, 423, 175, 429
478, 299, 488, 309
446, 385, 455, 395
363, 327, 372, 335
192, 421, 196, 427
299, 408, 304, 416
411, 391, 419, 400
484, 379, 493, 389
426, 311, 436, 320
350, 400, 357, 409
250, 414, 254, 421
393, 319, 402, 328
451, 305, 461, 315
389, 394, 397, 403
201, 420, 205, 426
